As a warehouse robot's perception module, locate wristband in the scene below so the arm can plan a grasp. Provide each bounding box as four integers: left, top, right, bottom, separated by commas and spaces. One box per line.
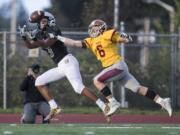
57, 35, 65, 42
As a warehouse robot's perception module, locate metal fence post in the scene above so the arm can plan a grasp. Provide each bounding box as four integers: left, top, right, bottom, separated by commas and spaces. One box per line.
3, 31, 7, 109
119, 21, 128, 108
171, 34, 177, 109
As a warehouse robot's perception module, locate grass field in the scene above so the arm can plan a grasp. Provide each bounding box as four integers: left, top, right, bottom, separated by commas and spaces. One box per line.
0, 123, 180, 135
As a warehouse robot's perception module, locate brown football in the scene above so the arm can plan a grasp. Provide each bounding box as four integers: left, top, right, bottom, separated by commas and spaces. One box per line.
29, 10, 44, 23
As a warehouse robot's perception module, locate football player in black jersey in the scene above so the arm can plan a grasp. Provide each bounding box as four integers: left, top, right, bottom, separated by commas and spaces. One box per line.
19, 11, 117, 122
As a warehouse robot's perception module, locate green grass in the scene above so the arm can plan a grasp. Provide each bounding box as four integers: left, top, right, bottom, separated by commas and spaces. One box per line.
0, 124, 180, 135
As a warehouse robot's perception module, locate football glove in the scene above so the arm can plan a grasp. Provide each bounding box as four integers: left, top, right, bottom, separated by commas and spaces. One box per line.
26, 29, 39, 40
120, 32, 133, 42
18, 25, 28, 40
48, 33, 56, 38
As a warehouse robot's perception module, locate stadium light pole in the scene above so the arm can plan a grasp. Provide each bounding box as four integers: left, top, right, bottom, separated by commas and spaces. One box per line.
145, 0, 175, 33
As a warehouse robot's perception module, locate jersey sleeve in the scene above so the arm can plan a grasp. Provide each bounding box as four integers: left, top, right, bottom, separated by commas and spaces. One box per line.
83, 37, 92, 49
104, 29, 125, 43
111, 30, 125, 43
47, 26, 62, 36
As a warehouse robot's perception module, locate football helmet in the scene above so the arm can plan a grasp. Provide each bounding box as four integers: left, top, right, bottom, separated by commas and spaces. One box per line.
44, 11, 56, 27
88, 19, 107, 38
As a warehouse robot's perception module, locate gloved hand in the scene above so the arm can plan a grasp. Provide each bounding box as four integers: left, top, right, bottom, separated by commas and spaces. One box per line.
18, 25, 28, 40
48, 33, 56, 38
48, 33, 65, 42
120, 32, 133, 42
26, 29, 38, 40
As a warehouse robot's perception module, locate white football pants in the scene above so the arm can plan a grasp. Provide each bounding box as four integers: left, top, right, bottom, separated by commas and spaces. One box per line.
35, 54, 85, 94
94, 60, 140, 93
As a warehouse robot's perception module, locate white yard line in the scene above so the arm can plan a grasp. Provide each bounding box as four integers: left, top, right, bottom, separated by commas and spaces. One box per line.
3, 131, 13, 134
84, 131, 95, 135
161, 127, 180, 129
83, 126, 143, 129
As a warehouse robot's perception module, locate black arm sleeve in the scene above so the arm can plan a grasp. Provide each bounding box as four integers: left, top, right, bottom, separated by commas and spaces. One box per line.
20, 76, 29, 91
82, 41, 87, 48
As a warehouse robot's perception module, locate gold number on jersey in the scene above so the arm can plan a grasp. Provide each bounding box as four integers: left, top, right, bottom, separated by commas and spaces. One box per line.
96, 44, 105, 57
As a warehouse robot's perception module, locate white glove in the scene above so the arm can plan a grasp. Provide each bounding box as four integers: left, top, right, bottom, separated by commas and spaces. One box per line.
49, 33, 55, 38
56, 35, 65, 42
18, 25, 28, 39
48, 33, 66, 42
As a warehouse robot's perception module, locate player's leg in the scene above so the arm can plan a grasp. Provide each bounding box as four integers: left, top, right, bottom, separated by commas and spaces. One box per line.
35, 67, 65, 120
122, 69, 172, 117
21, 103, 36, 124
62, 54, 110, 116
38, 101, 50, 123
137, 86, 172, 117
93, 61, 129, 113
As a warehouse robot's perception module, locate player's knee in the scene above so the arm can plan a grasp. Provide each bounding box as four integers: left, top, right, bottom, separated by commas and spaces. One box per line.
137, 86, 148, 96
93, 78, 102, 87
125, 79, 141, 93
73, 83, 85, 94
93, 79, 98, 86
93, 78, 105, 90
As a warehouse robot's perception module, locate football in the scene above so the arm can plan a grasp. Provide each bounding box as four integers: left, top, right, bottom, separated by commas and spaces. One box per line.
28, 10, 44, 23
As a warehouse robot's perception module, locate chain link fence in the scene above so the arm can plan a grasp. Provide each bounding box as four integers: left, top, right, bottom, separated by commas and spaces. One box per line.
0, 31, 179, 109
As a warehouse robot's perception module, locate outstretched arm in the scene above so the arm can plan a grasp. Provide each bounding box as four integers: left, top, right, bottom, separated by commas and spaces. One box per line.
57, 35, 83, 48
48, 33, 83, 48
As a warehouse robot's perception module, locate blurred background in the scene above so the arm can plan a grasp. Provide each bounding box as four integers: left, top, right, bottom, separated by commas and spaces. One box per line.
0, 0, 180, 111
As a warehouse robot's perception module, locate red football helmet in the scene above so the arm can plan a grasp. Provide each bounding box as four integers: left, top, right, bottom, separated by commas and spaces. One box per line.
88, 19, 107, 38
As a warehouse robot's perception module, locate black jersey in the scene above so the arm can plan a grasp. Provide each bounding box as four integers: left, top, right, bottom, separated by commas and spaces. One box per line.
35, 26, 68, 64
20, 75, 46, 104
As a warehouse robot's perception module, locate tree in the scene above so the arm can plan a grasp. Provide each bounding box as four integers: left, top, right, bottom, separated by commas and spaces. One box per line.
48, 0, 89, 29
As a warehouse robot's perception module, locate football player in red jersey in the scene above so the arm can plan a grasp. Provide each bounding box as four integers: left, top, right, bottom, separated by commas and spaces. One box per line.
51, 19, 172, 117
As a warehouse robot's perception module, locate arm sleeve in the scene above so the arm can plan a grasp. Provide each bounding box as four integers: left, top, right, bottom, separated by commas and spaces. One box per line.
20, 76, 29, 91
83, 38, 91, 49
111, 30, 126, 43
49, 26, 62, 36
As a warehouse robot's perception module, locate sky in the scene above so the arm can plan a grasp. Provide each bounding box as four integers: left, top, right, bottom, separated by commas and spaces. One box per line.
0, 0, 51, 14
